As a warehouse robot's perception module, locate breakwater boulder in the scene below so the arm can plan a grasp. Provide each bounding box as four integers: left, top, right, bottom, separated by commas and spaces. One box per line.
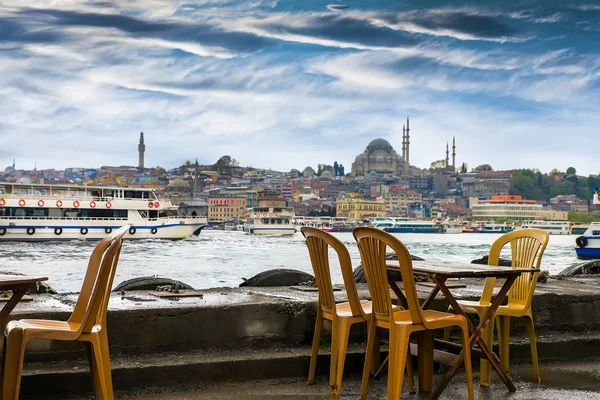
240, 269, 315, 287
559, 260, 600, 276
114, 277, 195, 291
353, 253, 425, 283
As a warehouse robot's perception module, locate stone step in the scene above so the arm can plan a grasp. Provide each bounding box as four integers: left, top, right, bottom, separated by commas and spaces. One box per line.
18, 331, 600, 399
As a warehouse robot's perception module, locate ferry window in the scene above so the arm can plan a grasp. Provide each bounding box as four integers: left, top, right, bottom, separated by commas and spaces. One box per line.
285, 219, 289, 224
148, 210, 158, 219
264, 219, 269, 224
277, 219, 282, 224
271, 219, 276, 224
593, 231, 600, 236
32, 209, 47, 217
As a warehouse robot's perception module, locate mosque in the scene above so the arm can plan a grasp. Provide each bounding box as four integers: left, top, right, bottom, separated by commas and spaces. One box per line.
350, 117, 412, 177
350, 117, 457, 177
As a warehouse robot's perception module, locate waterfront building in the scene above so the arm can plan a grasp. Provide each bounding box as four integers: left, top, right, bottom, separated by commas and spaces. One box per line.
207, 195, 247, 222
336, 196, 385, 221
470, 195, 565, 220
408, 175, 432, 191
383, 190, 422, 217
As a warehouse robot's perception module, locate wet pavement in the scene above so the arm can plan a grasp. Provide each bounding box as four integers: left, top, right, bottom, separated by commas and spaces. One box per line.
62, 359, 600, 400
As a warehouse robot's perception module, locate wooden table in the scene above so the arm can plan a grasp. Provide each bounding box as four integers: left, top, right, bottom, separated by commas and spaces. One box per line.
0, 274, 48, 326
384, 261, 539, 399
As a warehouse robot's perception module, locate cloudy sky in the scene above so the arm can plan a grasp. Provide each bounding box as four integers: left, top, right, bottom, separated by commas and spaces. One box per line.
1, 1, 599, 174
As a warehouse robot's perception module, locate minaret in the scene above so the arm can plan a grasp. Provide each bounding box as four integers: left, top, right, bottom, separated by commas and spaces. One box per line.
452, 136, 456, 169
445, 143, 450, 167
12, 158, 15, 169
138, 132, 145, 169
194, 158, 199, 198
405, 117, 410, 172
401, 125, 406, 160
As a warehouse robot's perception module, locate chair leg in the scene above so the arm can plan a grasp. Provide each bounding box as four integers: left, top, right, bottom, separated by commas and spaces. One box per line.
360, 318, 377, 400
88, 334, 110, 400
388, 328, 410, 400
85, 341, 104, 399
524, 315, 541, 382
497, 316, 510, 373
479, 314, 495, 387
329, 317, 339, 397
406, 347, 415, 392
308, 308, 323, 385
2, 330, 27, 400
460, 323, 475, 400
97, 330, 115, 400
331, 318, 351, 398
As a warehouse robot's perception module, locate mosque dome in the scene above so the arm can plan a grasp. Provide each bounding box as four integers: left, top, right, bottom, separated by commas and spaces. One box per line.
367, 138, 393, 152
321, 171, 332, 178
164, 179, 191, 192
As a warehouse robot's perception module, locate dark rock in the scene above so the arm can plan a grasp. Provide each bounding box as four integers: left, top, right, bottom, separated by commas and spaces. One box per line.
470, 255, 512, 266
239, 269, 315, 287
353, 252, 425, 283
558, 260, 600, 276
114, 277, 194, 292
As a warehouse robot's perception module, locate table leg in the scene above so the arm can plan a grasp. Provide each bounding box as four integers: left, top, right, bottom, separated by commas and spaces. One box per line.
0, 287, 28, 325
387, 271, 408, 309
417, 330, 434, 392
430, 276, 517, 399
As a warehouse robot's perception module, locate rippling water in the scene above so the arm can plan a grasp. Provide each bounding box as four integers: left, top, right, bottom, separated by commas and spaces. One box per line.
0, 231, 581, 293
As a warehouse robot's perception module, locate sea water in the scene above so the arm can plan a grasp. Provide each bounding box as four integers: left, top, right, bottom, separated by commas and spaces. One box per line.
0, 231, 580, 293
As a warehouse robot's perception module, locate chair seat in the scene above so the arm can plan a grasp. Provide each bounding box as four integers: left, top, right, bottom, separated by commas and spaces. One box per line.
335, 300, 372, 317
453, 300, 529, 317
6, 319, 81, 337
394, 309, 466, 328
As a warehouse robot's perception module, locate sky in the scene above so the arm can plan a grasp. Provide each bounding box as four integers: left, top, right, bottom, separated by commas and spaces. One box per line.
1, 1, 599, 175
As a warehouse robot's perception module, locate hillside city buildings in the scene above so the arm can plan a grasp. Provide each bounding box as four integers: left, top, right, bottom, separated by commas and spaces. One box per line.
1, 127, 594, 223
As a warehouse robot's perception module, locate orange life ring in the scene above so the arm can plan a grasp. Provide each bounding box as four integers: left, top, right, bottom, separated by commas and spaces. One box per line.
0, 198, 5, 206
106, 202, 112, 209
154, 201, 160, 208
269, 213, 273, 217
90, 201, 96, 208
597, 193, 600, 202
56, 200, 63, 207
18, 199, 26, 207
73, 200, 80, 208
148, 201, 154, 208
38, 200, 44, 207
262, 213, 267, 217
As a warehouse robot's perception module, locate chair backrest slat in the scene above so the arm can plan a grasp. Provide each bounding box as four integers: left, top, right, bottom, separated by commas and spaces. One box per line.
68, 226, 128, 333
480, 228, 548, 307
353, 228, 426, 326
302, 227, 365, 317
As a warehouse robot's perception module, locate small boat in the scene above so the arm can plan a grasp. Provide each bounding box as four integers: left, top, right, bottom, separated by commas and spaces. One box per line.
382, 218, 444, 234
478, 222, 514, 234
441, 218, 462, 234
575, 223, 600, 259
518, 220, 571, 235
244, 206, 296, 235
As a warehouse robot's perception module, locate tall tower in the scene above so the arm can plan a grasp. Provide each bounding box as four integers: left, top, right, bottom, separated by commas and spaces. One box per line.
445, 143, 450, 167
138, 132, 145, 169
194, 158, 199, 198
405, 117, 410, 173
401, 125, 406, 160
12, 158, 15, 169
452, 136, 456, 169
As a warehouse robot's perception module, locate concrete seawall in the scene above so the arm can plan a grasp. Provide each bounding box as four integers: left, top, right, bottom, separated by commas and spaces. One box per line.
5, 276, 600, 398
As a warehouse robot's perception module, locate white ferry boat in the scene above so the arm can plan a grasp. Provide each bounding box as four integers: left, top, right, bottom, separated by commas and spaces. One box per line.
244, 206, 296, 235
574, 191, 600, 259
0, 182, 207, 241
441, 219, 463, 234
519, 220, 571, 235
478, 222, 514, 234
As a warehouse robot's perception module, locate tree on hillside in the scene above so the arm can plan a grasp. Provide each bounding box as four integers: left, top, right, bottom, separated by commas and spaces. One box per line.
566, 166, 577, 175
339, 164, 345, 176
473, 164, 493, 172
549, 168, 562, 176
155, 166, 166, 174
460, 162, 468, 173
215, 155, 239, 167
510, 169, 543, 200
334, 161, 339, 176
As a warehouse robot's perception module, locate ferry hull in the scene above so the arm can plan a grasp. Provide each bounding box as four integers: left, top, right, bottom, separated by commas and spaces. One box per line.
575, 247, 600, 259
244, 227, 296, 235
0, 222, 206, 241
384, 226, 443, 233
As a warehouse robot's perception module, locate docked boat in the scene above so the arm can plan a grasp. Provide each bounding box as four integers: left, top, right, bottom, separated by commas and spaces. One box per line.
244, 206, 296, 235
518, 220, 571, 235
571, 224, 589, 235
0, 182, 207, 241
382, 218, 444, 234
478, 222, 514, 234
441, 219, 463, 234
575, 223, 600, 259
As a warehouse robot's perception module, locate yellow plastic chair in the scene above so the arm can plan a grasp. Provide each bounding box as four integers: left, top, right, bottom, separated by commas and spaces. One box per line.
444, 228, 549, 385
1, 226, 129, 400
301, 227, 374, 397
354, 227, 473, 400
